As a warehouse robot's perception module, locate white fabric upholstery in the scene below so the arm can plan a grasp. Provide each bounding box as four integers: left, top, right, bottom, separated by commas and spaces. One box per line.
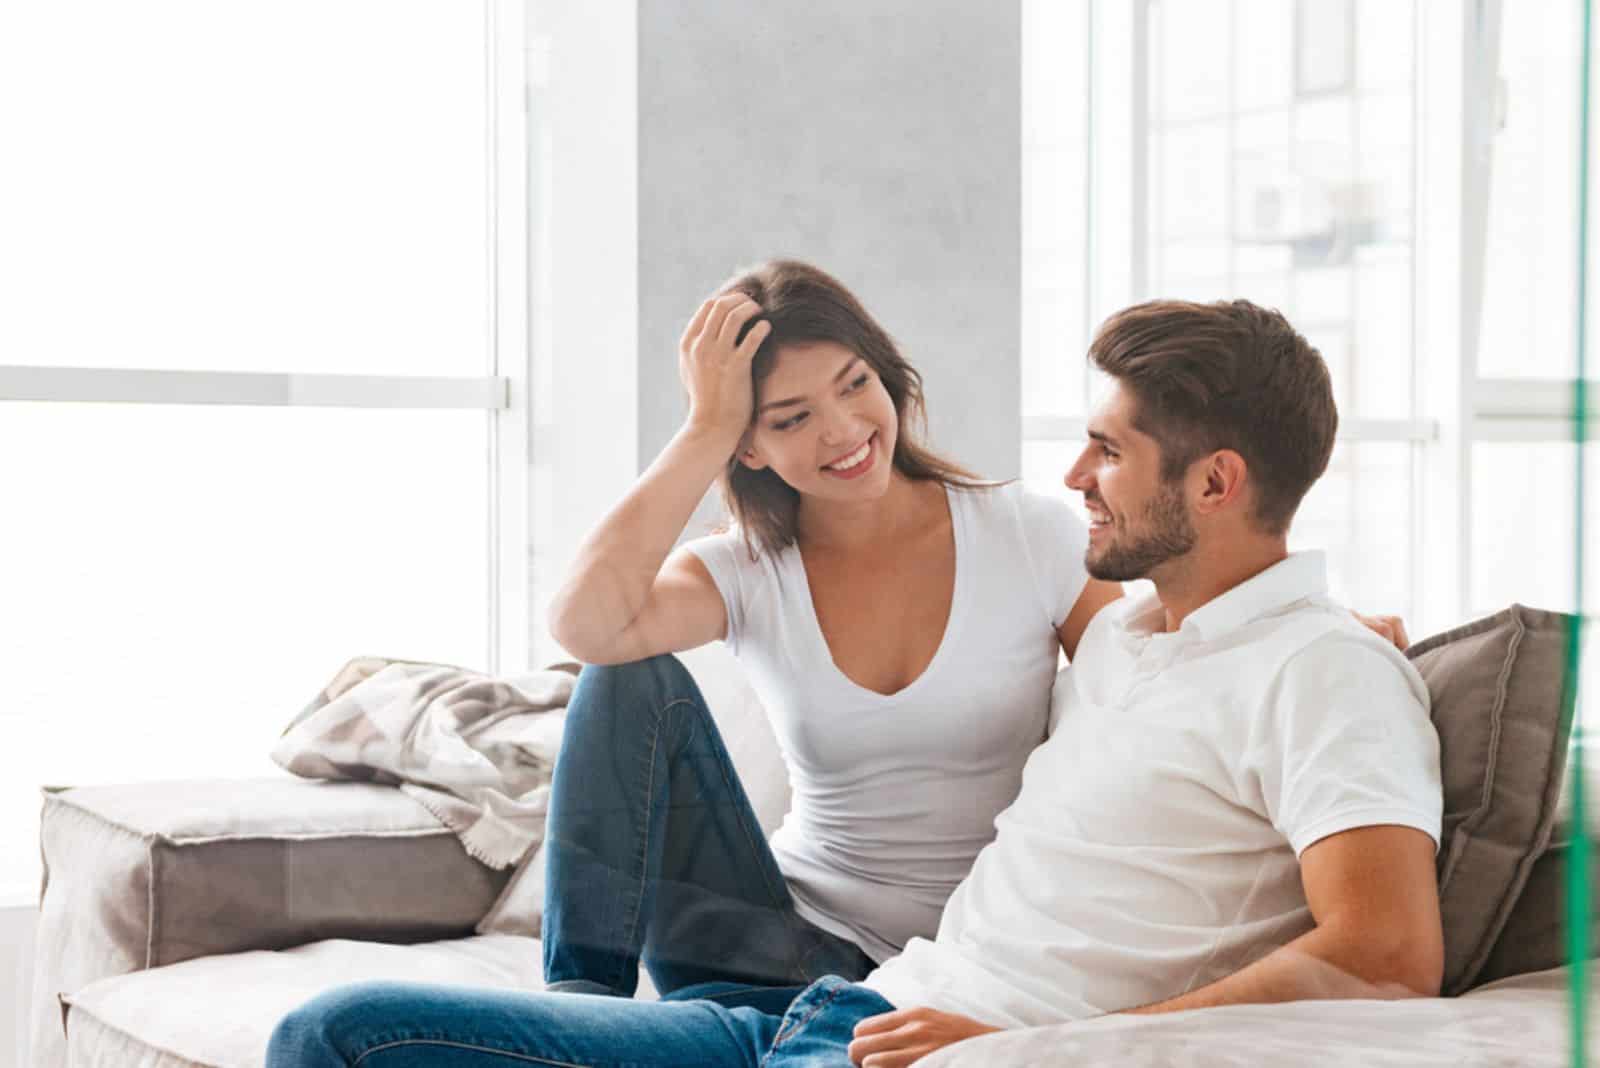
63, 934, 544, 1068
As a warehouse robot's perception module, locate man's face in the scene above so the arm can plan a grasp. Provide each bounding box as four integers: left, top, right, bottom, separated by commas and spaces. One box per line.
1065, 381, 1197, 582
740, 340, 900, 501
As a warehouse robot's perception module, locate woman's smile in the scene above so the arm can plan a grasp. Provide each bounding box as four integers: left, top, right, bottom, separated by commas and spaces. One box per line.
821, 431, 878, 480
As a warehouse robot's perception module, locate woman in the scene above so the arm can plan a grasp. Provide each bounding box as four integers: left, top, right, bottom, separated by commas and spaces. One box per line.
539, 259, 1119, 1000
538, 258, 1405, 1001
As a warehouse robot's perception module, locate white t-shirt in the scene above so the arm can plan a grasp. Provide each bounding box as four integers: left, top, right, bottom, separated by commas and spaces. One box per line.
684, 481, 1089, 962
861, 550, 1443, 1026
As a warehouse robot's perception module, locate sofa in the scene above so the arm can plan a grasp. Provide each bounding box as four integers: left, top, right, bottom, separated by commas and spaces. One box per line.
28, 606, 1595, 1067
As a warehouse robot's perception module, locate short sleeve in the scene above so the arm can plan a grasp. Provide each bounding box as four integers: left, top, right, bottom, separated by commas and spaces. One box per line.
1252, 634, 1443, 857
681, 532, 747, 655
1011, 485, 1092, 630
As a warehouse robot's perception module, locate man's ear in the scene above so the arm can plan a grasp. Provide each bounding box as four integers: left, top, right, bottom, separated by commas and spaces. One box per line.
1195, 450, 1248, 516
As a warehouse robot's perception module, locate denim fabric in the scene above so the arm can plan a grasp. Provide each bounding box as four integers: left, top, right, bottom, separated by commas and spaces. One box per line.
265, 975, 895, 1067
541, 655, 875, 997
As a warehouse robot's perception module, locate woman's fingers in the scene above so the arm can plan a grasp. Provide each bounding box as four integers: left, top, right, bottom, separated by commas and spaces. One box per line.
736, 317, 772, 358
678, 297, 715, 354
699, 292, 749, 353
1386, 616, 1410, 650
717, 297, 763, 347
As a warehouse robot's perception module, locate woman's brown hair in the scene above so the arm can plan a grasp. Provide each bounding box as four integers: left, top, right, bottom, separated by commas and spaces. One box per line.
716, 259, 993, 559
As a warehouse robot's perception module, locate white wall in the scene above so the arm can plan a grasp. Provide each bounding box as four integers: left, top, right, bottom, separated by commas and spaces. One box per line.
635, 0, 1023, 481
2, 905, 38, 1068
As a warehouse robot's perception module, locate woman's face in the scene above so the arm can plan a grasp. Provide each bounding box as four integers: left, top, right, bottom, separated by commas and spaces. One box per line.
739, 340, 900, 501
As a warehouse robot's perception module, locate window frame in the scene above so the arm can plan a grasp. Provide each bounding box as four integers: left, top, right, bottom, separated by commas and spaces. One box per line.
0, 0, 534, 681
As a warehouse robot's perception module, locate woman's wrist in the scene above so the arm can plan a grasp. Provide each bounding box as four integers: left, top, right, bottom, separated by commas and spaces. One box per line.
677, 418, 744, 461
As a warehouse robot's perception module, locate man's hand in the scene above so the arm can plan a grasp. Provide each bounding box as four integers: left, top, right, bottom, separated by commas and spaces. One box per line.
1352, 611, 1409, 650
848, 1007, 999, 1067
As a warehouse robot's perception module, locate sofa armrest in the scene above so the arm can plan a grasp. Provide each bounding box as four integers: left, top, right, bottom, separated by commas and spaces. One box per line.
30, 775, 510, 1068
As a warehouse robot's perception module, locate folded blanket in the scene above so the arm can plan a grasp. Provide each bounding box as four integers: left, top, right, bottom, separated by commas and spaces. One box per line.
270, 656, 578, 882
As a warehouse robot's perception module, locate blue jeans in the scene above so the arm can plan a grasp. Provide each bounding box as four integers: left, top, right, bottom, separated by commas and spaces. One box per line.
266, 974, 896, 1066
541, 655, 874, 996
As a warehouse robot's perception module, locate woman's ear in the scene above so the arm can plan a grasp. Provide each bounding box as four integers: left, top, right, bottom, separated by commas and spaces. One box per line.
736, 430, 769, 471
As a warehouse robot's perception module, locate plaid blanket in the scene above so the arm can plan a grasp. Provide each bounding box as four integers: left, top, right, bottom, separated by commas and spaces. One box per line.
270, 656, 578, 875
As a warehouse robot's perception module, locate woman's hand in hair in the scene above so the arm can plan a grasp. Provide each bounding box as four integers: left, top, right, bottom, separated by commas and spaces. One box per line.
678, 292, 771, 450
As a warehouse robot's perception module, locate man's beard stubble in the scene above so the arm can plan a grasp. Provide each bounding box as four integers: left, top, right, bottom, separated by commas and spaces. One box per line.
1085, 479, 1198, 582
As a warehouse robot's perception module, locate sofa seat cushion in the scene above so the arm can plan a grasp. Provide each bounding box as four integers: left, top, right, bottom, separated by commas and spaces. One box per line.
62, 933, 545, 1068
33, 777, 511, 1068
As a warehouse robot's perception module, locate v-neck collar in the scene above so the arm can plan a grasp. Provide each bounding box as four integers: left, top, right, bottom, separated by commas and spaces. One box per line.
789, 483, 966, 702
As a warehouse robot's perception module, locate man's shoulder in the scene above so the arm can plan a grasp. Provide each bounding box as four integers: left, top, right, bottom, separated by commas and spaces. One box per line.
1250, 598, 1431, 710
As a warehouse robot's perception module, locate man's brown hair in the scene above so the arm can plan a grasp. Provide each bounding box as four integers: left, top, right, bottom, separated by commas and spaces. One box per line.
1087, 298, 1338, 534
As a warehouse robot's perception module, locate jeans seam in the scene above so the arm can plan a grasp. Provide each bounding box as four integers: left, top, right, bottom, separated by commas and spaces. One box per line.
610, 697, 667, 996
760, 982, 851, 1064
352, 1037, 594, 1067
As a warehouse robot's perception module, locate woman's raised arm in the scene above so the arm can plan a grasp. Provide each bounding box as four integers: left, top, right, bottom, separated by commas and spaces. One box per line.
546, 292, 770, 664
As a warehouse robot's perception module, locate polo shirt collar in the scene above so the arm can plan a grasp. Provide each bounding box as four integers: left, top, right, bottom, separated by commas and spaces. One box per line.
1117, 550, 1329, 644
1178, 550, 1328, 642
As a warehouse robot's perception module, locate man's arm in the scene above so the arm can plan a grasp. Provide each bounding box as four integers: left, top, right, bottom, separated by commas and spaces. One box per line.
1124, 823, 1442, 1016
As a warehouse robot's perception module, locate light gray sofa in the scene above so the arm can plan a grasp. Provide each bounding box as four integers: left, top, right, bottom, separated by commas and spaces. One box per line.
29, 608, 1594, 1067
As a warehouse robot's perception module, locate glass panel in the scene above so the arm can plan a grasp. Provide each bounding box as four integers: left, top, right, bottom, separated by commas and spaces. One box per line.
1355, 0, 1413, 93
1470, 442, 1600, 619
1021, 438, 1084, 512
1235, 0, 1293, 112
1158, 1, 1232, 121
1144, 0, 1415, 436
1291, 442, 1417, 621
1295, 0, 1354, 96
0, 0, 488, 376
1022, 0, 1091, 418
1157, 123, 1230, 240
1479, 1, 1584, 378
0, 402, 490, 903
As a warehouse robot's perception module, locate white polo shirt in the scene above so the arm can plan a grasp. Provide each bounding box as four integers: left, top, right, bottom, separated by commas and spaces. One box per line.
861, 550, 1443, 1028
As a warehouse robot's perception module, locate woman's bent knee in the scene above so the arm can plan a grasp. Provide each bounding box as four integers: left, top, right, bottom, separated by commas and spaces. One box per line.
570, 654, 702, 722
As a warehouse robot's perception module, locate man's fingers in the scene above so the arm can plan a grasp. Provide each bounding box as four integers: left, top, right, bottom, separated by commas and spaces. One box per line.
847, 1026, 913, 1065
861, 1053, 917, 1068
853, 1010, 910, 1036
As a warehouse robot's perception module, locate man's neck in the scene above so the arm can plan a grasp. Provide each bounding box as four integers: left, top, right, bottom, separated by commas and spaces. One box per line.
1151, 536, 1290, 634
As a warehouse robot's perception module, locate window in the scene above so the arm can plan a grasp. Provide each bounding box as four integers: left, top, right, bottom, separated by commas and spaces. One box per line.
1021, 0, 1592, 715
0, 0, 531, 907
1023, 0, 1426, 624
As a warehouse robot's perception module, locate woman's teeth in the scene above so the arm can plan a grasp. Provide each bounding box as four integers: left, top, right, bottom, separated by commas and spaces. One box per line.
825, 439, 872, 470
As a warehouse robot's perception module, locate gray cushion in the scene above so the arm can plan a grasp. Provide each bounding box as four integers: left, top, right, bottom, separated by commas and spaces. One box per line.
1477, 740, 1600, 984
1406, 604, 1578, 994
31, 776, 510, 1068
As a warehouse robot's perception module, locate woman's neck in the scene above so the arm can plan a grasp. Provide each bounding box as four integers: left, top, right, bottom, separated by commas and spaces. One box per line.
795, 471, 941, 553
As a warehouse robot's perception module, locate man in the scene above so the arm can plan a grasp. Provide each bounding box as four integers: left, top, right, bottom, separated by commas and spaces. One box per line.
269, 299, 1443, 1067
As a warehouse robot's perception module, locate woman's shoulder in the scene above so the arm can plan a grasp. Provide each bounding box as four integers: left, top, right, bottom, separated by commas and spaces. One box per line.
680, 525, 794, 581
